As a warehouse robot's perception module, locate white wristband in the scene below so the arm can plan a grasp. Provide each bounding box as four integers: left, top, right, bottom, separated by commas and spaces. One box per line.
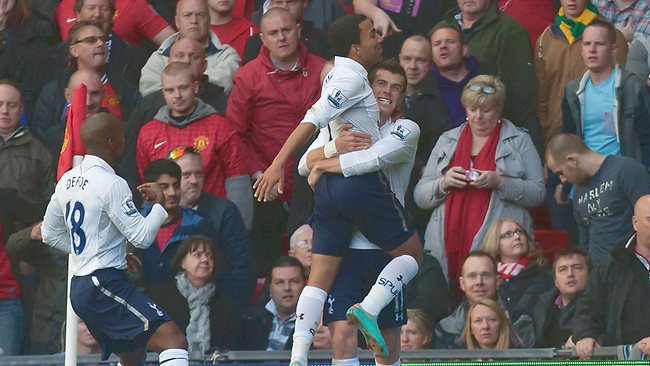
324, 140, 339, 158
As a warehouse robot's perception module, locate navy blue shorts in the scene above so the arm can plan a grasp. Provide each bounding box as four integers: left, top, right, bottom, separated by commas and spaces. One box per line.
71, 268, 172, 360
323, 249, 407, 328
309, 172, 416, 257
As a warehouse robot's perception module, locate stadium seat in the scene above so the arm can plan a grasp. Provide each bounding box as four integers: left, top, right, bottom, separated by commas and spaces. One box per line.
534, 230, 570, 263
252, 277, 267, 303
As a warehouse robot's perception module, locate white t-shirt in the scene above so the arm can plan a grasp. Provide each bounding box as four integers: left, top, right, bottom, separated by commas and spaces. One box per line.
301, 56, 382, 143
42, 155, 167, 276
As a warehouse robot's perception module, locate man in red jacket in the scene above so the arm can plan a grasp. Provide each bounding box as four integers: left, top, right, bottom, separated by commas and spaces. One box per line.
136, 62, 252, 215
227, 7, 325, 276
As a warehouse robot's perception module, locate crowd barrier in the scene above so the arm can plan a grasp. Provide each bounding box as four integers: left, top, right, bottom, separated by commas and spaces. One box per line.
2, 347, 649, 366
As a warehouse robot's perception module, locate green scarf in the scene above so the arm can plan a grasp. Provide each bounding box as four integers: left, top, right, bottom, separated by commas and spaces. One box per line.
555, 2, 600, 44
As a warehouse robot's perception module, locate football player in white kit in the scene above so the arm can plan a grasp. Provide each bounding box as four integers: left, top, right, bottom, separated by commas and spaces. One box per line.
41, 113, 190, 366
254, 15, 423, 366
299, 60, 420, 366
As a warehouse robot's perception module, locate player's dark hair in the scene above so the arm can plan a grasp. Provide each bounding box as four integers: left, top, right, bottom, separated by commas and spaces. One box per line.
270, 256, 306, 281
552, 246, 593, 274
170, 235, 219, 276
368, 60, 407, 88
328, 14, 366, 57
75, 0, 116, 14
143, 159, 182, 183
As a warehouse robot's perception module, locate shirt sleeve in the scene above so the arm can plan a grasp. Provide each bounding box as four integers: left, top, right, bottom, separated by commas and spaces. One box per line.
301, 70, 370, 129
41, 190, 72, 254
297, 127, 329, 177
339, 119, 420, 177
133, 0, 170, 41
103, 180, 168, 249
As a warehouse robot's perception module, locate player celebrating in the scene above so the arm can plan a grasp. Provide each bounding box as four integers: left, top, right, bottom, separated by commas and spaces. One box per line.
41, 113, 190, 366
254, 15, 423, 366
299, 60, 419, 366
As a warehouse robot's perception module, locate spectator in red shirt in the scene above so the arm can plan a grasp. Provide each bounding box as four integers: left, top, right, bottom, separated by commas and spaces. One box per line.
227, 7, 325, 275
136, 62, 252, 218
208, 0, 259, 60
55, 0, 175, 48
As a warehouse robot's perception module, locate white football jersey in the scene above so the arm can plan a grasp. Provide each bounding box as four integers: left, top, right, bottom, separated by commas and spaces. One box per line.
301, 56, 382, 143
42, 155, 167, 276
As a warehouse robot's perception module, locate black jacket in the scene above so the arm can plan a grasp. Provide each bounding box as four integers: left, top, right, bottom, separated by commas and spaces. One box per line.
499, 262, 555, 316
573, 235, 650, 345
234, 304, 294, 350
147, 280, 236, 351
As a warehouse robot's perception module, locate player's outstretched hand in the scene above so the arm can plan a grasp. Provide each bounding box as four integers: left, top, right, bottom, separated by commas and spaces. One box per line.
253, 162, 284, 202
137, 182, 164, 206
125, 253, 142, 272
336, 124, 372, 153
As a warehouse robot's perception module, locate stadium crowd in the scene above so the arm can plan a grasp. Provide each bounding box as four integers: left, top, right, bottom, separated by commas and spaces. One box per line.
1, 0, 650, 361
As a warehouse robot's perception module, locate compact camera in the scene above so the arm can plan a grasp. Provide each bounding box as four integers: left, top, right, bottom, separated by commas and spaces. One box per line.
465, 170, 480, 181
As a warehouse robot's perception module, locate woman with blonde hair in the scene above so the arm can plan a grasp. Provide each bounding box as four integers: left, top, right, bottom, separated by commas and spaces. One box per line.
481, 218, 553, 314
401, 309, 432, 350
463, 299, 511, 350
414, 75, 544, 296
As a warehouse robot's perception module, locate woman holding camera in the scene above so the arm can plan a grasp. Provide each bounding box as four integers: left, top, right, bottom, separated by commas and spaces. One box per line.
413, 75, 544, 296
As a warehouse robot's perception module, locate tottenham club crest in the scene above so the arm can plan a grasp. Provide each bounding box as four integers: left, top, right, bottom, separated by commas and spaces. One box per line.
327, 88, 348, 109
390, 124, 410, 141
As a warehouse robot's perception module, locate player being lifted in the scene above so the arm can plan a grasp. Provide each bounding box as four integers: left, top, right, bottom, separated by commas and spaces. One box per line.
254, 15, 423, 366
41, 113, 190, 366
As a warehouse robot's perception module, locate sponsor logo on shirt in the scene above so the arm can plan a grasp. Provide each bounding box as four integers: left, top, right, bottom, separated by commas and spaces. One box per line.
327, 88, 347, 109
390, 124, 410, 141
66, 17, 77, 23
122, 199, 138, 217
153, 141, 167, 149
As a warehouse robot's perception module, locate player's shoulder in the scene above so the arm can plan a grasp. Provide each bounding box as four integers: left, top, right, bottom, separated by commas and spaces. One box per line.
389, 118, 420, 142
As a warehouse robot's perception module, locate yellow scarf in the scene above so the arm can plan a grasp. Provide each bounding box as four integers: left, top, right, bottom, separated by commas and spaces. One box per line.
556, 3, 600, 44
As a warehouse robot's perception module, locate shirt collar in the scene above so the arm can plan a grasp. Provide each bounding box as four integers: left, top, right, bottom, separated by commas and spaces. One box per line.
265, 299, 296, 323
334, 56, 368, 78
81, 154, 115, 175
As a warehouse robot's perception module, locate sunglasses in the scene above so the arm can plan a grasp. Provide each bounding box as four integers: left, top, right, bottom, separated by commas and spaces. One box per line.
73, 35, 109, 45
168, 145, 200, 160
468, 84, 496, 94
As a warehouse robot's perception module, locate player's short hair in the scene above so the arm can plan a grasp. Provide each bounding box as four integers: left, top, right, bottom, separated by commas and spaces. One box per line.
162, 61, 195, 82
270, 256, 306, 281
0, 79, 23, 104
552, 246, 592, 274
143, 159, 182, 183
75, 0, 116, 14
170, 235, 219, 276
368, 60, 407, 90
461, 251, 497, 277
545, 133, 589, 164
428, 24, 466, 45
328, 14, 366, 57
585, 18, 617, 45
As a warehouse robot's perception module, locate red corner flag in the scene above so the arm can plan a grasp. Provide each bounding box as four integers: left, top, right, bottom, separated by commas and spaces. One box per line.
57, 84, 88, 181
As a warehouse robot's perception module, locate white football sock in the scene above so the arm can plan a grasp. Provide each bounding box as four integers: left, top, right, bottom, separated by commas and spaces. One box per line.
159, 348, 188, 366
291, 286, 328, 361
376, 360, 401, 366
333, 357, 361, 366
359, 255, 419, 316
